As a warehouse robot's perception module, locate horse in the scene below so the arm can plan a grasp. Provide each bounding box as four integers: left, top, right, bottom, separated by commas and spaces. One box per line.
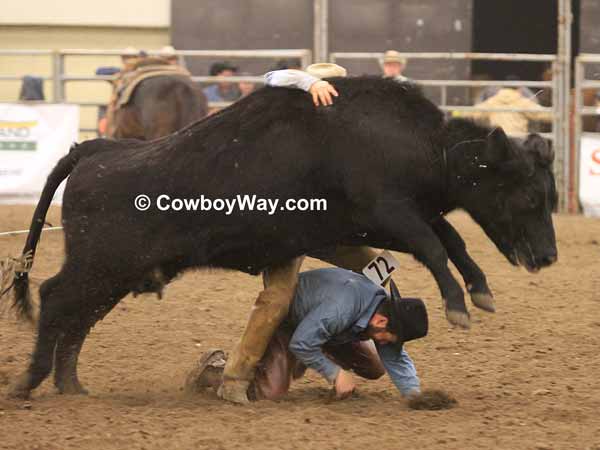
107, 57, 208, 140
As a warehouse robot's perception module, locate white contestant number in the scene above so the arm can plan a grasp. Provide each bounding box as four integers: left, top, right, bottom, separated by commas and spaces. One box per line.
362, 250, 400, 286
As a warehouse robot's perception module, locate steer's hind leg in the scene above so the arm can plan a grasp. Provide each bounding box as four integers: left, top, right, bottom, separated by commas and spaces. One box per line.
9, 273, 71, 399
53, 326, 89, 395
431, 217, 495, 312
53, 286, 128, 395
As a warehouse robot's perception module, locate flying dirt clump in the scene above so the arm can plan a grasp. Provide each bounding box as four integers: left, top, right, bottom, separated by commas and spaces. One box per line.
408, 389, 457, 410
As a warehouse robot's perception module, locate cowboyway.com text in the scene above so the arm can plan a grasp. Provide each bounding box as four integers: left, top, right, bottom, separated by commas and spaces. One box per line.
133, 194, 327, 215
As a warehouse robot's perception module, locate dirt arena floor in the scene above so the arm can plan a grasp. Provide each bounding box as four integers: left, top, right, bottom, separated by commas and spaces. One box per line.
0, 205, 599, 450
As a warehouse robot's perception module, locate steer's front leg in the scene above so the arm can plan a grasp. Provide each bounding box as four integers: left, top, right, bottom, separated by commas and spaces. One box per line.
367, 208, 471, 329
431, 217, 495, 312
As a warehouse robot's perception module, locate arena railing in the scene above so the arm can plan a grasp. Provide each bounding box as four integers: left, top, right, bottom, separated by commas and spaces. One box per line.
0, 48, 312, 136
573, 54, 600, 213
0, 49, 56, 95
54, 48, 312, 134
1, 49, 570, 210
330, 52, 568, 212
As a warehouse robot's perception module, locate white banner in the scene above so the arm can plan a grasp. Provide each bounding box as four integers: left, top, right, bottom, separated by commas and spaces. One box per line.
580, 135, 600, 218
0, 103, 79, 204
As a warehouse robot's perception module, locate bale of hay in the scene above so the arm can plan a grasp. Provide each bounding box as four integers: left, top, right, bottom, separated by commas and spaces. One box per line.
408, 389, 457, 410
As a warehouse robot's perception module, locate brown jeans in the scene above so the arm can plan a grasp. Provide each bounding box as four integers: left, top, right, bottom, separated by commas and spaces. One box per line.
249, 325, 386, 401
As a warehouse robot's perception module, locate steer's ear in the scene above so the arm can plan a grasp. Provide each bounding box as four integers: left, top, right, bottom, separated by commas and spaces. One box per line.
486, 127, 533, 179
525, 133, 554, 167
485, 127, 514, 166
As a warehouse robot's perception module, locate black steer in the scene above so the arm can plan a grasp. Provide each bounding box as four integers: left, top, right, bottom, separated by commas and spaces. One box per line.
5, 77, 557, 398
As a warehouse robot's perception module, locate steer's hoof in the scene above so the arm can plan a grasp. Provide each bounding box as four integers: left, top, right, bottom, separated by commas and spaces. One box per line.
7, 374, 31, 400
470, 291, 496, 313
56, 381, 89, 396
218, 379, 251, 404
445, 309, 471, 329
6, 385, 30, 400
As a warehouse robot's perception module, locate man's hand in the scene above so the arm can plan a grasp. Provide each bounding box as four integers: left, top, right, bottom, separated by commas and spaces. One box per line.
334, 369, 355, 399
309, 80, 339, 107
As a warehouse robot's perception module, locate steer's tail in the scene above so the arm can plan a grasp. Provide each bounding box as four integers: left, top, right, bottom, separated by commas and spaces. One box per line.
2, 143, 83, 322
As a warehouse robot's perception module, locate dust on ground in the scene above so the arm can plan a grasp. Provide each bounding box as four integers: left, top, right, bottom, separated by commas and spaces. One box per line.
1, 205, 599, 450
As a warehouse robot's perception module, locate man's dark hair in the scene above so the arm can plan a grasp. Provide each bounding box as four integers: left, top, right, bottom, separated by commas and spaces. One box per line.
210, 61, 238, 76
373, 299, 396, 333
272, 58, 302, 71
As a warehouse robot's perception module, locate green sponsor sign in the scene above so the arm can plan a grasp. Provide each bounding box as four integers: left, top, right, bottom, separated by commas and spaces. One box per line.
0, 141, 37, 151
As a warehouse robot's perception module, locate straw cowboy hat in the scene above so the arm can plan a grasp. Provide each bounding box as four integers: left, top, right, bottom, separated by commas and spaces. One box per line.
160, 45, 176, 56
306, 63, 347, 78
381, 50, 407, 67
121, 47, 140, 60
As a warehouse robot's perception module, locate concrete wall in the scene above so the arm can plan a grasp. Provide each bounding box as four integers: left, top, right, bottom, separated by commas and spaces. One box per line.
172, 0, 472, 102
579, 0, 599, 79
172, 0, 314, 76
1, 0, 170, 27
329, 0, 472, 103
580, 0, 599, 53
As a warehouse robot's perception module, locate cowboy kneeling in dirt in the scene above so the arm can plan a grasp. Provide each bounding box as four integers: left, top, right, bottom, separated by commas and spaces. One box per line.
186, 267, 427, 401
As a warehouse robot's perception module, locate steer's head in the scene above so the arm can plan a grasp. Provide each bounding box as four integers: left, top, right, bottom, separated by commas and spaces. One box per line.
459, 128, 558, 272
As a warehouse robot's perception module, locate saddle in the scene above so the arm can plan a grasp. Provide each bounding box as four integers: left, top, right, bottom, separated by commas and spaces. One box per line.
113, 57, 192, 109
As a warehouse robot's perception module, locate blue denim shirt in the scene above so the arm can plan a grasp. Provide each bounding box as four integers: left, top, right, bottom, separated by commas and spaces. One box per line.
288, 268, 421, 396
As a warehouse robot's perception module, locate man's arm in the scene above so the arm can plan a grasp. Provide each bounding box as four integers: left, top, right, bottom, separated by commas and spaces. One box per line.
264, 69, 339, 106
376, 344, 421, 397
288, 300, 356, 383
264, 69, 320, 91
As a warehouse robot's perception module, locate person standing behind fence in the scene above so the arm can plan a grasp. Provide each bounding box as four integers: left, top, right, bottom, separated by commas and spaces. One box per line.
380, 50, 409, 82
18, 76, 44, 101
203, 62, 241, 103
238, 72, 256, 98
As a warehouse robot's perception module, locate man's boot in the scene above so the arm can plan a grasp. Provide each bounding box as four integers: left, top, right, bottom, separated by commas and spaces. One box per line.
219, 256, 304, 404
185, 349, 227, 393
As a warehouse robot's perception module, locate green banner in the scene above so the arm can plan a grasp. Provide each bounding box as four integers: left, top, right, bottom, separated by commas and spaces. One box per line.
0, 141, 37, 151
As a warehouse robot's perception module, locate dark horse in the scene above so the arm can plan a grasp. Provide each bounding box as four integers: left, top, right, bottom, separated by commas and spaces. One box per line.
109, 59, 208, 140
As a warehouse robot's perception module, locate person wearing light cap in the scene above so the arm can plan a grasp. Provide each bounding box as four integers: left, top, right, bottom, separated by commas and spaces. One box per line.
159, 45, 179, 65
264, 62, 347, 106
380, 50, 409, 82
120, 47, 142, 72
188, 268, 426, 401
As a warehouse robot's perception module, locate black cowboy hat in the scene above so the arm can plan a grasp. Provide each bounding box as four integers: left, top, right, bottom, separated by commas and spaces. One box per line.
386, 279, 428, 349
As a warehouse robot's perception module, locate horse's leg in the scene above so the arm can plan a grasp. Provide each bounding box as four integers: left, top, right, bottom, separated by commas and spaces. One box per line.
431, 217, 495, 312
53, 286, 128, 395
